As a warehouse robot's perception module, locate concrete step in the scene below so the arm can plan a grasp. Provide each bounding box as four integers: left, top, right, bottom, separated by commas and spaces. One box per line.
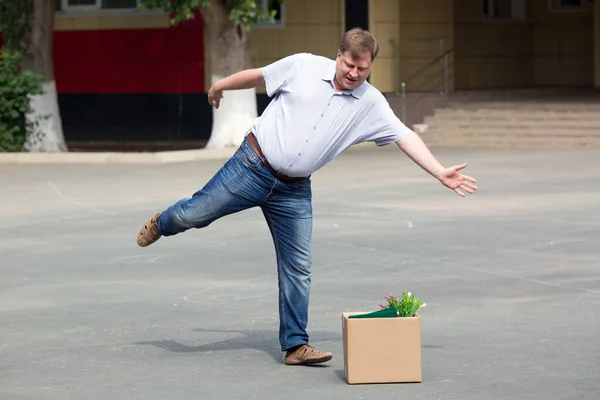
420, 132, 600, 141
422, 141, 600, 149
419, 131, 600, 149
417, 97, 600, 148
447, 87, 600, 103
430, 109, 600, 119
420, 130, 600, 140
447, 102, 600, 111
421, 138, 600, 149
424, 123, 600, 132
424, 119, 600, 127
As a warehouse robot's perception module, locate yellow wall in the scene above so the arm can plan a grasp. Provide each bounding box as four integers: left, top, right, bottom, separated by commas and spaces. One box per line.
453, 0, 532, 90
250, 0, 400, 93
54, 0, 597, 93
531, 0, 593, 86
368, 0, 400, 93
54, 12, 169, 31
594, 0, 600, 88
250, 0, 343, 94
397, 0, 454, 92
452, 0, 593, 90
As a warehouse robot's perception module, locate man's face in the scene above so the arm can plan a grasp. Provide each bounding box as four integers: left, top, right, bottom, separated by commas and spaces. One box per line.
334, 50, 372, 91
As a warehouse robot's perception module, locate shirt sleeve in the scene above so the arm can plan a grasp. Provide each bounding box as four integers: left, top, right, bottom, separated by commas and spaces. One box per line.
260, 53, 305, 97
362, 97, 414, 146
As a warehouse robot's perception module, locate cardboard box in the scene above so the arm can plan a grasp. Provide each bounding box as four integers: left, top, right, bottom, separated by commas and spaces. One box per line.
342, 312, 422, 384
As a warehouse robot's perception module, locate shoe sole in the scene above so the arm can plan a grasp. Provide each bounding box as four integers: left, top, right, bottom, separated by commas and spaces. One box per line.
137, 213, 161, 247
284, 354, 333, 365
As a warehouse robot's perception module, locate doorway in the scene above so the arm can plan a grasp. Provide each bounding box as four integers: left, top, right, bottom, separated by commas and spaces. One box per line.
345, 0, 369, 31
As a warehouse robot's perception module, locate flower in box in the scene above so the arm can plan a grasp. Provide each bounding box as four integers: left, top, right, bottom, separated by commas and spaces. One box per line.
380, 291, 426, 317
349, 291, 426, 319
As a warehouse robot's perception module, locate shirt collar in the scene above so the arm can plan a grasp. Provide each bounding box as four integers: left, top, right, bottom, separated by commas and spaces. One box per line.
321, 63, 366, 99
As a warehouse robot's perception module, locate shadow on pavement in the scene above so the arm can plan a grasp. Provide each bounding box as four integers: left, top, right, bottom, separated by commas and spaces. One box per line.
135, 328, 342, 364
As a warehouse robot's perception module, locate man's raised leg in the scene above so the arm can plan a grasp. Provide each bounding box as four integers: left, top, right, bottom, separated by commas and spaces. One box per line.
137, 140, 273, 247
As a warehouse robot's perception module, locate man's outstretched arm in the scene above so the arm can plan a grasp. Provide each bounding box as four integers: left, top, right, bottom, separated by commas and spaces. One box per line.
207, 69, 265, 109
396, 132, 478, 197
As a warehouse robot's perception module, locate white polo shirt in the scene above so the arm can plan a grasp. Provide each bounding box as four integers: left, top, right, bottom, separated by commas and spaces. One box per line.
251, 53, 413, 177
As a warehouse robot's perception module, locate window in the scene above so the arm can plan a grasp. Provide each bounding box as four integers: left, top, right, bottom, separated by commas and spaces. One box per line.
483, 0, 526, 21
58, 0, 142, 12
102, 0, 139, 9
70, 0, 97, 5
256, 0, 284, 28
551, 0, 594, 10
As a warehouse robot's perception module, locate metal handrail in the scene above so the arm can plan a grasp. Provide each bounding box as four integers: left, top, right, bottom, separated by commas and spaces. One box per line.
402, 47, 454, 86
399, 39, 454, 122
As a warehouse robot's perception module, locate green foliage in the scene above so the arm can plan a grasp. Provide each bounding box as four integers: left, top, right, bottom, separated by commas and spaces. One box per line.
0, 0, 45, 152
140, 0, 284, 29
378, 291, 426, 317
0, 49, 45, 152
225, 0, 281, 28
0, 0, 34, 53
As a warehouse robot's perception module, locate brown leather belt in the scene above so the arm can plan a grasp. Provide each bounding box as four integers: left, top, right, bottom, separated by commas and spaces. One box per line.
246, 132, 305, 184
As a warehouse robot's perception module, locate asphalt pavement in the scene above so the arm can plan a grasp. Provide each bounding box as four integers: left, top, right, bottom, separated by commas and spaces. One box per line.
1, 144, 599, 399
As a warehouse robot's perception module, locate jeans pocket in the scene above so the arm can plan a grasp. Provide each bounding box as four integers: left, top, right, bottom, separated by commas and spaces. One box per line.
236, 141, 262, 170
291, 178, 311, 189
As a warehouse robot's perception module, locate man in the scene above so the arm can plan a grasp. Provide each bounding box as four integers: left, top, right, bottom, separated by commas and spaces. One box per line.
136, 28, 477, 366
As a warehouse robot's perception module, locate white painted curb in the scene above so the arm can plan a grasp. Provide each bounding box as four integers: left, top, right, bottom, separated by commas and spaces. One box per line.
0, 142, 375, 165
0, 147, 237, 165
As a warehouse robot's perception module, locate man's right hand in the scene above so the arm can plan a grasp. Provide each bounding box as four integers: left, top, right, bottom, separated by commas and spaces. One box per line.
208, 83, 224, 109
206, 69, 265, 109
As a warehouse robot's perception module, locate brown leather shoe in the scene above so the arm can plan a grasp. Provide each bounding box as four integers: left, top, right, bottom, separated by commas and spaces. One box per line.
284, 344, 333, 365
136, 213, 161, 247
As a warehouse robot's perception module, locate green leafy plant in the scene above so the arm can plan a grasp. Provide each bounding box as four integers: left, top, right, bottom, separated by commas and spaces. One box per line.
378, 291, 426, 317
0, 0, 35, 54
0, 48, 45, 152
0, 0, 46, 152
140, 0, 285, 28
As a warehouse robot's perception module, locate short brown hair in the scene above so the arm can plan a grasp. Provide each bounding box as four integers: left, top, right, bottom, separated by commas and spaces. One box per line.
339, 28, 379, 61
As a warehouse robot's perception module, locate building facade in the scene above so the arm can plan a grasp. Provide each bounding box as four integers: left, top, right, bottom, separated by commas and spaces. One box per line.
15, 0, 600, 143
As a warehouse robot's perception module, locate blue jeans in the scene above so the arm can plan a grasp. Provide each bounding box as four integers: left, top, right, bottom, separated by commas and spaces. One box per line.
157, 136, 313, 352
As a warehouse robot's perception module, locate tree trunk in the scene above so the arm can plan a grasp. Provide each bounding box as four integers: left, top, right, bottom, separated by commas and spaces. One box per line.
22, 0, 67, 152
201, 0, 257, 149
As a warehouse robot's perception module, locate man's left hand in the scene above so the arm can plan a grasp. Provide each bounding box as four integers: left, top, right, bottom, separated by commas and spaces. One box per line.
439, 162, 478, 197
